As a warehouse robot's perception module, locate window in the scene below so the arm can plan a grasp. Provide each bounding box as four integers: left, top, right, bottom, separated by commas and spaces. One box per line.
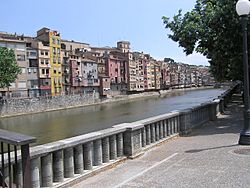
53, 47, 56, 55
57, 39, 60, 45
45, 60, 49, 64
33, 69, 37, 73
28, 68, 31, 74
57, 48, 60, 54
41, 51, 44, 55
54, 69, 57, 74
42, 69, 45, 74
52, 38, 55, 44
17, 54, 25, 61
46, 69, 49, 74
58, 58, 61, 64
30, 51, 37, 57
18, 81, 26, 89
45, 51, 48, 56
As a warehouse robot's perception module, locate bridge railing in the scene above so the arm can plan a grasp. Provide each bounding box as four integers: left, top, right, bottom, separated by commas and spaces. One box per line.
0, 82, 240, 188
0, 129, 36, 188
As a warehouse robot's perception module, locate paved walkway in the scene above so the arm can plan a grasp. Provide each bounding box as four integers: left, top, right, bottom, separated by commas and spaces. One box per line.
72, 94, 250, 188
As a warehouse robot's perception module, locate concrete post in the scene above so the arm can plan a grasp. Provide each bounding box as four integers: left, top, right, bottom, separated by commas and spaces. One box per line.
163, 120, 167, 137
170, 118, 174, 135
159, 121, 163, 139
84, 142, 93, 170
53, 150, 64, 182
74, 145, 84, 174
146, 125, 151, 145
209, 102, 218, 121
155, 122, 160, 141
109, 135, 117, 160
177, 116, 180, 133
167, 119, 170, 136
64, 148, 74, 178
93, 139, 102, 166
150, 124, 156, 143
141, 127, 146, 147
219, 96, 225, 113
117, 133, 124, 157
41, 154, 53, 187
30, 158, 40, 188
13, 162, 23, 187
123, 124, 144, 157
174, 117, 178, 133
102, 137, 110, 163
179, 109, 192, 135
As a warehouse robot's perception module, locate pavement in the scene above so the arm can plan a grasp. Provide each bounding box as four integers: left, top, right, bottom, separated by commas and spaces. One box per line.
72, 93, 250, 188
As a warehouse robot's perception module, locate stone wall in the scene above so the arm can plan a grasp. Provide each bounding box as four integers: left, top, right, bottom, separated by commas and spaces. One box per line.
0, 93, 100, 117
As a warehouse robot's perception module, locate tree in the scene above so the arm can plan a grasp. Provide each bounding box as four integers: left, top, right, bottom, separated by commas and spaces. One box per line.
162, 0, 243, 81
0, 47, 21, 89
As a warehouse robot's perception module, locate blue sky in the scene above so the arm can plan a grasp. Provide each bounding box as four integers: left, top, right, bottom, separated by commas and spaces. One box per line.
0, 0, 208, 66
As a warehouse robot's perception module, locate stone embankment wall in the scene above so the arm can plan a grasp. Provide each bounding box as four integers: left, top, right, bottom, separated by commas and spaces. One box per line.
0, 93, 100, 117
0, 87, 214, 118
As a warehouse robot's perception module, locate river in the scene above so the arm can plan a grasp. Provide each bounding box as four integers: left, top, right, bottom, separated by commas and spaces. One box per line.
0, 88, 225, 145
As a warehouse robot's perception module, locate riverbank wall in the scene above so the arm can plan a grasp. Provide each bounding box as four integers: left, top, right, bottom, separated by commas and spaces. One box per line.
0, 86, 216, 118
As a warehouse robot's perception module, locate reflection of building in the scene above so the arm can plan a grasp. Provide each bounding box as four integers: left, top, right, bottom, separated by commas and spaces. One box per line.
0, 33, 29, 98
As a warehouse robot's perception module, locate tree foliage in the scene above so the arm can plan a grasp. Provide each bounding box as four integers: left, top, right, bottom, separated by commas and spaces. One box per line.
163, 0, 244, 81
0, 47, 21, 88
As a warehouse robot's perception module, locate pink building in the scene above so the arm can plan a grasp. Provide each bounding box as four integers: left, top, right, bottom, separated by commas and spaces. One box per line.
107, 53, 121, 84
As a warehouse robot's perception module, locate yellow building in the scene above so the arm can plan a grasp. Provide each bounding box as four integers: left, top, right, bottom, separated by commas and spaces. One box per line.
49, 31, 62, 95
36, 28, 62, 96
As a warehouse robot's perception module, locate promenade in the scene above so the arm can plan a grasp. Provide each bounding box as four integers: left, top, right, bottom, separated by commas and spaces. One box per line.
72, 93, 250, 188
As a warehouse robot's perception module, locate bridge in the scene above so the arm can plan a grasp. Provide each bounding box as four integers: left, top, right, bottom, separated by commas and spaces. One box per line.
0, 83, 242, 188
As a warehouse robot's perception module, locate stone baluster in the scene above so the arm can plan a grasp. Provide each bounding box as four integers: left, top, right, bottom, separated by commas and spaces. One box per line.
177, 116, 180, 132
110, 135, 117, 160
141, 127, 146, 147
174, 117, 178, 133
179, 109, 192, 135
159, 121, 163, 139
170, 118, 174, 135
41, 154, 53, 187
30, 157, 40, 188
84, 142, 93, 170
146, 125, 151, 145
53, 150, 64, 182
64, 147, 74, 178
74, 145, 84, 174
150, 124, 156, 143
102, 137, 110, 163
167, 119, 170, 136
163, 119, 167, 137
13, 162, 23, 187
93, 139, 102, 166
155, 122, 160, 141
117, 133, 124, 157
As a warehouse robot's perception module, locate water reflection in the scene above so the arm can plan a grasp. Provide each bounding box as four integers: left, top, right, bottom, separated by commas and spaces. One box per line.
0, 89, 224, 145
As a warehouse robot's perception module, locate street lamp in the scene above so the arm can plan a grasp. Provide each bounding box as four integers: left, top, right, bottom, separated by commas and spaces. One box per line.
236, 0, 250, 145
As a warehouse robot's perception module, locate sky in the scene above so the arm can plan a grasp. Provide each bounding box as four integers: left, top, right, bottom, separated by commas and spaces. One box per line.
0, 0, 209, 66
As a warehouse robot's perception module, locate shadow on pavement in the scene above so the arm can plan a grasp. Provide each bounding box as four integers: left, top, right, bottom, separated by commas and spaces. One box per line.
185, 144, 238, 153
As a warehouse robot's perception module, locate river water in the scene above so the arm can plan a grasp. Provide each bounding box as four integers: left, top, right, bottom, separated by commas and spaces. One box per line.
0, 88, 225, 145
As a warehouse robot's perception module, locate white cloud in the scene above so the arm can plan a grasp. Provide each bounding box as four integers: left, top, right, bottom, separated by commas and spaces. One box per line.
174, 52, 209, 66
